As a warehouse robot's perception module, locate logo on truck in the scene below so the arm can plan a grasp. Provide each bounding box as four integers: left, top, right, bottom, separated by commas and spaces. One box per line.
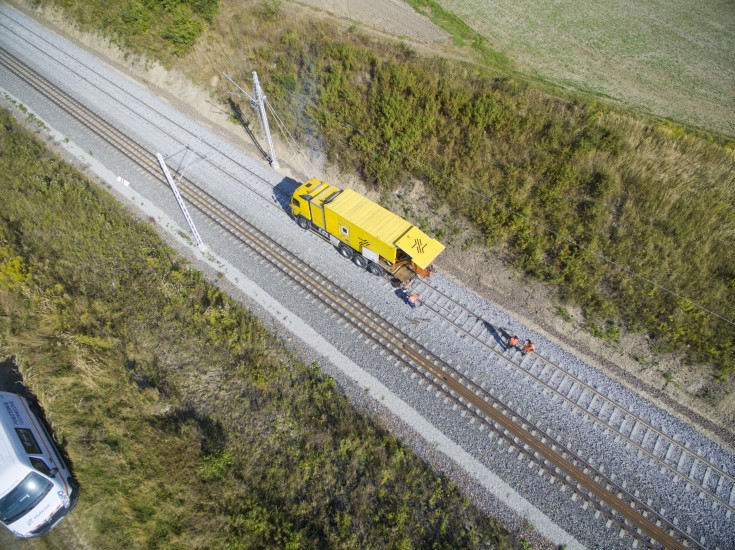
411, 238, 426, 254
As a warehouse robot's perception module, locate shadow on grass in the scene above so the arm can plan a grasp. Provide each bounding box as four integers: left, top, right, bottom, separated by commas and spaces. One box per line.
154, 406, 227, 455
0, 355, 26, 395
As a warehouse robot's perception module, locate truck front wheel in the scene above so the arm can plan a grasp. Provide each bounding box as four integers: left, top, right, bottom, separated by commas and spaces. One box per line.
297, 216, 309, 230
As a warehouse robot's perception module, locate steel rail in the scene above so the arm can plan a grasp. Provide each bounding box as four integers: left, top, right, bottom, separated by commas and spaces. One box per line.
180, 184, 689, 550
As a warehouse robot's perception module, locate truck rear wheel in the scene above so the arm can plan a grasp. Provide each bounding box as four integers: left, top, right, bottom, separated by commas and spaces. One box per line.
338, 244, 353, 259
297, 216, 309, 229
352, 254, 368, 269
367, 263, 384, 276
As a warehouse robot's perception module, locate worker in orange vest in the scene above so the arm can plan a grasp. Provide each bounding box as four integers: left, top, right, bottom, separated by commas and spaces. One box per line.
407, 293, 418, 308
522, 340, 534, 356
508, 335, 519, 351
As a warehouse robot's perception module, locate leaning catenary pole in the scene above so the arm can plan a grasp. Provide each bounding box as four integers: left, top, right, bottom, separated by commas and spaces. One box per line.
156, 152, 204, 248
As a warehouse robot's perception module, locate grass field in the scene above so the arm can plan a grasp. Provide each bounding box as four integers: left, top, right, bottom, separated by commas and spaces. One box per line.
427, 0, 735, 136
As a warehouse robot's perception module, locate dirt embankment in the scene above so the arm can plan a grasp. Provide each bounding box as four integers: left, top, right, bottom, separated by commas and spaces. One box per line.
297, 0, 450, 44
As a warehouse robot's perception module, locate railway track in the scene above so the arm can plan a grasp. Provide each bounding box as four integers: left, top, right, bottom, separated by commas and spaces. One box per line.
0, 32, 709, 550
416, 282, 735, 518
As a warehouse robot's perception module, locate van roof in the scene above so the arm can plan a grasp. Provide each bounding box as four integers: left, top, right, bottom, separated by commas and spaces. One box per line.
0, 393, 33, 497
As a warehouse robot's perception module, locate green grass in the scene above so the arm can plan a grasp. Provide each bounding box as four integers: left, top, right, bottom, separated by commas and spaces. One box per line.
403, 0, 511, 70
41, 0, 219, 62
33, 0, 735, 379
0, 108, 515, 548
554, 307, 573, 323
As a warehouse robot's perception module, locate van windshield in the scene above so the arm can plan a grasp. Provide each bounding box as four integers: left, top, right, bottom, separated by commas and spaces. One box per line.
0, 472, 53, 524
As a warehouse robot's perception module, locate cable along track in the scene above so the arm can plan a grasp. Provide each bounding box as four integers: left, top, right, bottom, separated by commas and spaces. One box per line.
0, 46, 707, 550
416, 281, 735, 517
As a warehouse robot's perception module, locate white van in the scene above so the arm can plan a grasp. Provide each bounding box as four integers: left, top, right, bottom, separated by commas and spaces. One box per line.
0, 392, 77, 537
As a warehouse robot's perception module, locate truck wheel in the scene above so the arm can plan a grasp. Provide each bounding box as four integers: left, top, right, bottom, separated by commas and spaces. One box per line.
338, 244, 353, 259
352, 254, 368, 269
367, 263, 383, 276
297, 216, 309, 229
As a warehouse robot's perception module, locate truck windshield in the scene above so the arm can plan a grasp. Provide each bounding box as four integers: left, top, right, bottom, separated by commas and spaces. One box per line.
0, 472, 53, 524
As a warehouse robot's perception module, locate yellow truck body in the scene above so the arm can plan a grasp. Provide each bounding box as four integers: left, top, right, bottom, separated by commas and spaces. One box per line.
290, 178, 444, 282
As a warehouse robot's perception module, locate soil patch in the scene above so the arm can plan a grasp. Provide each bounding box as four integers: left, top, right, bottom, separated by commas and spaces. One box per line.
296, 0, 449, 44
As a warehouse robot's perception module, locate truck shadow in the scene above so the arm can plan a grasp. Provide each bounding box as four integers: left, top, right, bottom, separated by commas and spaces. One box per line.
273, 177, 302, 213
153, 406, 227, 456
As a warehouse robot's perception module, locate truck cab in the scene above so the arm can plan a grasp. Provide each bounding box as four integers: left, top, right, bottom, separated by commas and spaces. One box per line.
0, 392, 77, 538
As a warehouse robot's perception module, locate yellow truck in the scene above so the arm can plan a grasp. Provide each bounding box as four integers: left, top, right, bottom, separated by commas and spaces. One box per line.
290, 178, 444, 284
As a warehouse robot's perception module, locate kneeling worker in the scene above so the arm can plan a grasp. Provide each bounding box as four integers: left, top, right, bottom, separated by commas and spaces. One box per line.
522, 340, 534, 356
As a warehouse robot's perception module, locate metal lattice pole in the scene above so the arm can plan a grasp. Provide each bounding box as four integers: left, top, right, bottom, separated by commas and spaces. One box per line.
252, 71, 279, 169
